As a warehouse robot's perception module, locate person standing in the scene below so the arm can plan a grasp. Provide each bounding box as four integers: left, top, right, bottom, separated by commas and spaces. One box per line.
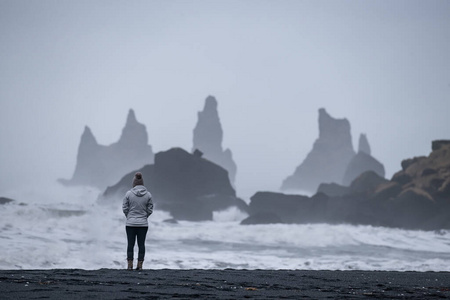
122, 172, 153, 270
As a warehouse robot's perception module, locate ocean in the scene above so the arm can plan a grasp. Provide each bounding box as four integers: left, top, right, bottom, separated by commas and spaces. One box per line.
1, 184, 450, 271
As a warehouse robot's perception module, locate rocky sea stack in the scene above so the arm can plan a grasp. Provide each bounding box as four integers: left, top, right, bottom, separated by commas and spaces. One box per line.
281, 108, 356, 193
59, 109, 154, 189
100, 147, 247, 221
342, 134, 385, 186
245, 140, 450, 230
281, 108, 384, 193
193, 96, 237, 184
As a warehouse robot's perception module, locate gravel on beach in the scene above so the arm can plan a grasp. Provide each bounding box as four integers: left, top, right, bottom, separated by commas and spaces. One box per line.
1, 269, 450, 299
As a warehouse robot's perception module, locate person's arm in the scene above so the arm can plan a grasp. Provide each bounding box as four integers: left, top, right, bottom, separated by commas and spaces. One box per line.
122, 193, 130, 217
147, 195, 153, 217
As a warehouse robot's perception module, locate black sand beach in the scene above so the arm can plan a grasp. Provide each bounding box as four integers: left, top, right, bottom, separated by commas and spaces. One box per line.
1, 269, 450, 299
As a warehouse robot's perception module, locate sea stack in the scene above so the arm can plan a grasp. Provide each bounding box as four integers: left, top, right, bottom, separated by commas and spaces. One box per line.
281, 108, 355, 193
59, 109, 154, 189
358, 133, 371, 155
192, 96, 237, 183
342, 134, 385, 186
100, 147, 247, 221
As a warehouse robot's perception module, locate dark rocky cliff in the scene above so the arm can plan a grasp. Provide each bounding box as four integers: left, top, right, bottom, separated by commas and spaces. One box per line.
246, 140, 450, 230
100, 148, 247, 221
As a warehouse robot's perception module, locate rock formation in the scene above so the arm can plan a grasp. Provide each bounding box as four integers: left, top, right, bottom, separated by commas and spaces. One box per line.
281, 108, 355, 193
342, 134, 385, 186
100, 148, 248, 221
193, 96, 237, 184
358, 133, 371, 155
316, 182, 349, 198
389, 140, 450, 202
245, 140, 450, 230
0, 197, 14, 205
59, 109, 154, 189
318, 170, 388, 198
245, 191, 322, 224
432, 140, 450, 151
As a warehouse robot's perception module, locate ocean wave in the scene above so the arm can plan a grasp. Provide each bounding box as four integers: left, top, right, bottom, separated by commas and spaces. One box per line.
1, 195, 450, 271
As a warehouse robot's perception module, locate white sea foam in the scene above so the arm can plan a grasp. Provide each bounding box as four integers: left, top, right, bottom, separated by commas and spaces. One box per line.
1, 184, 450, 271
213, 206, 249, 222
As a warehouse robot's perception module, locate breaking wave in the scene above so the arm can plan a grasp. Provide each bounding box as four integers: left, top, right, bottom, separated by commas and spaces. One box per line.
1, 184, 450, 271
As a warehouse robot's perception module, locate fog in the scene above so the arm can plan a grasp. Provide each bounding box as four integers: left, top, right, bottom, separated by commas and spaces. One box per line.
1, 0, 449, 199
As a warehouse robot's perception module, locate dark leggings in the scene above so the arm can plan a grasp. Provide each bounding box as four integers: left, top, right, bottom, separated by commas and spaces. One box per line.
126, 226, 148, 261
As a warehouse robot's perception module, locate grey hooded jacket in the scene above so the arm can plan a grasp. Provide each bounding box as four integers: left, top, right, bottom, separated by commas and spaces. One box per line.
122, 185, 153, 226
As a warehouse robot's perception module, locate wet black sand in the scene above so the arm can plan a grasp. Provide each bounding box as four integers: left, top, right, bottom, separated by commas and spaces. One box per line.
1, 269, 450, 299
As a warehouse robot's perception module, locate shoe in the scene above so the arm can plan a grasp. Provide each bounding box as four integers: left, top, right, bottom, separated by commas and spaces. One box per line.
136, 260, 143, 270
127, 259, 133, 270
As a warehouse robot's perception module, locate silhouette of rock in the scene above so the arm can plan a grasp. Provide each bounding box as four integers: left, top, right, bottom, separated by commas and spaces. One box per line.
193, 96, 237, 184
59, 109, 154, 189
342, 134, 385, 186
247, 191, 309, 223
391, 141, 450, 202
348, 171, 387, 195
364, 141, 450, 229
319, 170, 387, 198
432, 140, 450, 151
317, 182, 349, 197
391, 171, 413, 185
341, 142, 450, 230
243, 191, 329, 224
281, 108, 355, 193
387, 187, 436, 229
100, 148, 247, 221
193, 149, 203, 158
343, 152, 384, 188
245, 140, 450, 230
358, 133, 371, 155
0, 197, 14, 205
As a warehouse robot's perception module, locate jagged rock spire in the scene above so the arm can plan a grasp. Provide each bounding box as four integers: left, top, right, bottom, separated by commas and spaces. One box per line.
80, 126, 97, 146
343, 133, 384, 186
118, 109, 148, 146
281, 108, 356, 193
59, 109, 154, 189
127, 109, 137, 123
318, 108, 354, 150
193, 96, 223, 154
192, 96, 237, 184
358, 133, 371, 155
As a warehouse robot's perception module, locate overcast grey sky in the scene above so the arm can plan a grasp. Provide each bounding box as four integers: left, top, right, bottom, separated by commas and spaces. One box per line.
1, 0, 449, 199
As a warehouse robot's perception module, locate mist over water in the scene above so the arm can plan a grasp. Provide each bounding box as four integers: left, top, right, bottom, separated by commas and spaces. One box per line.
1, 184, 450, 271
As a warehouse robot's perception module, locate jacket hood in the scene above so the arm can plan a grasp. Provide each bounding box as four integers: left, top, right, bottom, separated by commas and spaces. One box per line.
131, 185, 148, 197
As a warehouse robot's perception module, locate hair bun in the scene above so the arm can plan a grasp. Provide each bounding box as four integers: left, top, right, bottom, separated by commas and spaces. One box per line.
135, 172, 142, 179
